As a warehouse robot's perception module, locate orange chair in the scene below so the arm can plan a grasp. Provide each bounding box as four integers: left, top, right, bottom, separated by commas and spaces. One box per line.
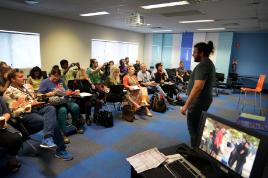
238, 75, 266, 115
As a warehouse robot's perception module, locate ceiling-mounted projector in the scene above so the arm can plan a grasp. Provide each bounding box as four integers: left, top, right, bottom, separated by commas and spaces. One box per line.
127, 12, 145, 26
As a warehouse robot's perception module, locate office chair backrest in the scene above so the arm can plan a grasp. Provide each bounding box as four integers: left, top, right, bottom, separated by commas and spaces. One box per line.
68, 80, 92, 93
256, 75, 266, 92
216, 72, 225, 82
109, 85, 124, 93
228, 72, 238, 81
42, 71, 48, 79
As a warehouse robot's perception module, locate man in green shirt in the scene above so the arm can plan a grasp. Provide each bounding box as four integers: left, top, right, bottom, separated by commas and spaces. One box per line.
60, 59, 78, 85
86, 59, 105, 84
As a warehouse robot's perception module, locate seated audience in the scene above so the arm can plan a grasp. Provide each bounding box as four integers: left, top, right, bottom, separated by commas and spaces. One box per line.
123, 65, 152, 117
86, 58, 106, 100
151, 62, 168, 79
153, 63, 178, 100
119, 59, 128, 77
38, 68, 84, 143
60, 59, 79, 85
27, 66, 43, 92
3, 69, 73, 160
176, 61, 190, 83
0, 61, 11, 95
104, 66, 124, 101
124, 57, 130, 67
137, 63, 174, 103
134, 60, 141, 74
0, 96, 22, 173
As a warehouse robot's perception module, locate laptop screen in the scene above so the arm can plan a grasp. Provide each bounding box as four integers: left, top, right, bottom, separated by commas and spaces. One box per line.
199, 117, 261, 178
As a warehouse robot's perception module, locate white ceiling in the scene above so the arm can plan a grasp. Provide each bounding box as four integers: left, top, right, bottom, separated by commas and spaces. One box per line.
0, 0, 268, 33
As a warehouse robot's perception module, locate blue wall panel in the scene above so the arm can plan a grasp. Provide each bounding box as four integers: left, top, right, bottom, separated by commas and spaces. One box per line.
231, 32, 268, 89
180, 32, 193, 70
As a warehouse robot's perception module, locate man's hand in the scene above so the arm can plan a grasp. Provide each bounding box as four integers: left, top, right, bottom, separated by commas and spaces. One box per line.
3, 120, 8, 129
91, 84, 95, 90
180, 105, 187, 115
46, 91, 56, 97
24, 105, 32, 113
32, 101, 45, 107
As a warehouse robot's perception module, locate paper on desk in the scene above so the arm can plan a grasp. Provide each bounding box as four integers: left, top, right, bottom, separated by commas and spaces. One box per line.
126, 147, 166, 173
79, 92, 92, 97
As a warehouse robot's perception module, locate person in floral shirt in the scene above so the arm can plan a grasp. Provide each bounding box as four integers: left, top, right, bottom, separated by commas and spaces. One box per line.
3, 69, 73, 161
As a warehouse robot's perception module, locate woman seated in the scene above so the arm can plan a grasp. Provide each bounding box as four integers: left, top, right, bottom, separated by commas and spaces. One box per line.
27, 66, 44, 92
123, 65, 152, 117
0, 97, 22, 173
0, 61, 12, 95
104, 66, 124, 102
38, 68, 84, 144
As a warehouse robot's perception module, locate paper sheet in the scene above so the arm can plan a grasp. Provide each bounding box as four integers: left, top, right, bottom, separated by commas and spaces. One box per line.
126, 147, 166, 173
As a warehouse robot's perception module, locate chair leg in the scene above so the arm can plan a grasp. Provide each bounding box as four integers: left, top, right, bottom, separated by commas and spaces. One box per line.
259, 92, 262, 115
242, 91, 247, 112
254, 92, 257, 113
238, 90, 242, 105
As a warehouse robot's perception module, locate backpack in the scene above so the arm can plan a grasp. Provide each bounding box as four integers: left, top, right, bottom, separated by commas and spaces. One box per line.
94, 111, 113, 128
122, 104, 135, 122
150, 92, 167, 113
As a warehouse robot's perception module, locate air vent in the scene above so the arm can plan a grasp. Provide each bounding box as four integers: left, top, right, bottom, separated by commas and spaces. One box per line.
162, 10, 204, 17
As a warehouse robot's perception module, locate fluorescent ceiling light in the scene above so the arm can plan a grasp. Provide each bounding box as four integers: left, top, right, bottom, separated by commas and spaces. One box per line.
152, 30, 173, 33
146, 24, 151, 26
197, 28, 225, 31
141, 1, 189, 9
80, 11, 109, 17
179, 19, 214, 23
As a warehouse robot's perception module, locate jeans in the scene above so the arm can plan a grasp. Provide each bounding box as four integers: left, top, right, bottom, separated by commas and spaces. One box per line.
22, 105, 65, 151
57, 102, 80, 132
187, 100, 212, 147
147, 85, 166, 96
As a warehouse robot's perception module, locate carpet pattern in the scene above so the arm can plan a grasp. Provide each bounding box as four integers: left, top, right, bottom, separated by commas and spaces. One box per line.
1, 91, 267, 178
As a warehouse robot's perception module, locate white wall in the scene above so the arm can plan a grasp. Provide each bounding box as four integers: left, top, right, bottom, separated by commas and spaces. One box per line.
0, 8, 145, 73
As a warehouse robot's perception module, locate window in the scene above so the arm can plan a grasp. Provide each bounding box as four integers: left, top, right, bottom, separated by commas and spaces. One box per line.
91, 39, 138, 64
0, 30, 41, 68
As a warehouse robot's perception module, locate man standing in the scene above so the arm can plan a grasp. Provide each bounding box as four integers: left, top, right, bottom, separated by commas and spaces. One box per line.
181, 41, 216, 147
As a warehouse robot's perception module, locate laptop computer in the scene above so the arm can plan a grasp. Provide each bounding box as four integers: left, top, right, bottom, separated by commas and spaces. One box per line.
109, 84, 124, 93
165, 112, 268, 178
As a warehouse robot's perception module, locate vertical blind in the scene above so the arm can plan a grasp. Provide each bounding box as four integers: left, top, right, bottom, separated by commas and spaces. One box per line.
0, 30, 41, 68
91, 39, 138, 64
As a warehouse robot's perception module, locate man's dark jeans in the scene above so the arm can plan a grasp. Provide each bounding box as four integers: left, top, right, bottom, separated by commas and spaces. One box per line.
187, 100, 212, 147
21, 105, 65, 151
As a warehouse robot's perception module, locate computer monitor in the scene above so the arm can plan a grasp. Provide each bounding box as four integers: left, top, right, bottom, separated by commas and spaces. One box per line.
197, 112, 268, 178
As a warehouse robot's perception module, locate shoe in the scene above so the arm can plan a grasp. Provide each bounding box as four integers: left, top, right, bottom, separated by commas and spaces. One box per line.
76, 128, 84, 134
40, 137, 56, 148
64, 136, 70, 144
7, 163, 20, 173
55, 150, 73, 161
145, 108, 152, 117
86, 117, 92, 126
166, 96, 174, 103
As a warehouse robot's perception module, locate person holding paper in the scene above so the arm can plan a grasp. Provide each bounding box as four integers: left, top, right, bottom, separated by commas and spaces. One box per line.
123, 65, 152, 117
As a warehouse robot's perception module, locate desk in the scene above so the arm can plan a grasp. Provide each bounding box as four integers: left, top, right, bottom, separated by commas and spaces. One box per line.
131, 144, 226, 178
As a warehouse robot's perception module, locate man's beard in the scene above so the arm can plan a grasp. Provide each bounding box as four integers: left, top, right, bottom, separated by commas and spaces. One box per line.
194, 57, 201, 62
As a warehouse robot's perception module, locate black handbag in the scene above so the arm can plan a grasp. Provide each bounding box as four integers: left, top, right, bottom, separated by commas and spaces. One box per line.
94, 111, 113, 128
